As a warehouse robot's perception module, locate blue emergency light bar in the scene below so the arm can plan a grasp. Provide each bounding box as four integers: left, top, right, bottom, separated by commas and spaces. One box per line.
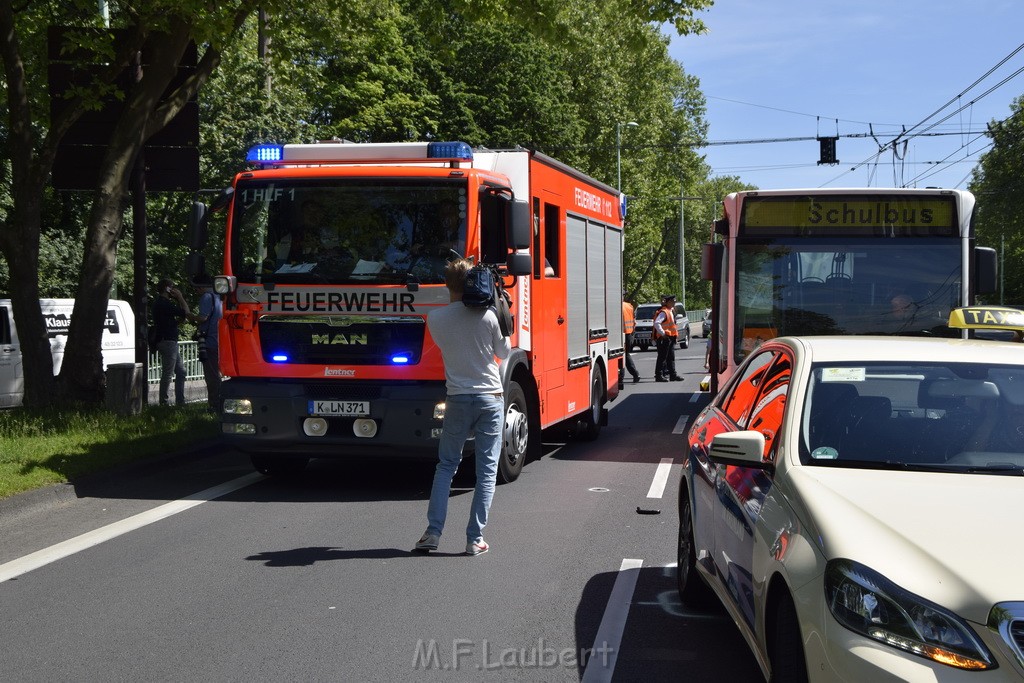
270, 353, 289, 362
246, 144, 284, 163
391, 354, 411, 364
245, 141, 473, 165
426, 142, 473, 160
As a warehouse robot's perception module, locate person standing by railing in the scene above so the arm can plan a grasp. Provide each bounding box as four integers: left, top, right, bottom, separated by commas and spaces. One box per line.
194, 278, 223, 413
153, 278, 197, 406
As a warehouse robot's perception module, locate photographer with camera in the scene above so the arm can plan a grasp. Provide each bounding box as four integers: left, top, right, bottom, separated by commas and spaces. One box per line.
414, 258, 511, 556
153, 278, 197, 407
194, 279, 223, 414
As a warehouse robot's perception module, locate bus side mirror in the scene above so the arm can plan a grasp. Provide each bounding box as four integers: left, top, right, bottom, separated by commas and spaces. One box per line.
974, 247, 997, 296
701, 243, 721, 281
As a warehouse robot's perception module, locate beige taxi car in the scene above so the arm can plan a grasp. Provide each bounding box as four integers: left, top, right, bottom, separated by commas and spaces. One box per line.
677, 307, 1024, 681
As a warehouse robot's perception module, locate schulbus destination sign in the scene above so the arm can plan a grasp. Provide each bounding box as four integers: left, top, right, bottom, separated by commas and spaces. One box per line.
740, 195, 956, 232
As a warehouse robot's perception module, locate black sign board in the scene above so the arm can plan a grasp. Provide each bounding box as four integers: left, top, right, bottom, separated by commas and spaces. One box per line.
48, 26, 199, 191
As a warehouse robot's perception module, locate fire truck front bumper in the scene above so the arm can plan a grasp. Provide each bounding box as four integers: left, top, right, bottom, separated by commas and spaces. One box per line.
218, 378, 449, 458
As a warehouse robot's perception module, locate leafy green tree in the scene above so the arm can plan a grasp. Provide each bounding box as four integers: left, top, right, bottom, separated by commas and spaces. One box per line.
0, 0, 262, 406
2, 0, 715, 407
969, 95, 1024, 304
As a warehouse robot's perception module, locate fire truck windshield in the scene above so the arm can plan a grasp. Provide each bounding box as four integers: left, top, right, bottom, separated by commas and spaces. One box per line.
230, 179, 468, 285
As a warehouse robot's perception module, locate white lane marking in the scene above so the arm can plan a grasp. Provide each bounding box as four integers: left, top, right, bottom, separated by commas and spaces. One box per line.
646, 458, 673, 499
689, 391, 703, 402
0, 472, 263, 583
581, 558, 644, 683
672, 414, 689, 434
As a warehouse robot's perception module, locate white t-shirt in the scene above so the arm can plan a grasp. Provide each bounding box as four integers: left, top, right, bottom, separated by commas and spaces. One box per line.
427, 302, 511, 395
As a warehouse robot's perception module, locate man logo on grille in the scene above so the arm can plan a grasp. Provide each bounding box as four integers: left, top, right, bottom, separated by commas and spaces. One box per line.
312, 333, 369, 345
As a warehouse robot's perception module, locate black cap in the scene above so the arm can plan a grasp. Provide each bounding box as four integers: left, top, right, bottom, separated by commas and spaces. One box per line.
661, 293, 677, 301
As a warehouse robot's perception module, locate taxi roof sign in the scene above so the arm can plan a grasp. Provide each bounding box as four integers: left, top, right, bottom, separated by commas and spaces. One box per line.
947, 306, 1024, 331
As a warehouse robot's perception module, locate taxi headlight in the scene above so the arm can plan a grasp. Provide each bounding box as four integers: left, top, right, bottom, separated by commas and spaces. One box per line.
223, 398, 253, 415
824, 559, 995, 670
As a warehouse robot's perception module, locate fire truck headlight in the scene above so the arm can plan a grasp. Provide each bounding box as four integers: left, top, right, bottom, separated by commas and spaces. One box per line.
223, 398, 253, 415
212, 275, 235, 295
433, 402, 446, 420
222, 422, 256, 435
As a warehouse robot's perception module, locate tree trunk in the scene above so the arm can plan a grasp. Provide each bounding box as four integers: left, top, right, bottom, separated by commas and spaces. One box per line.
2, 198, 58, 407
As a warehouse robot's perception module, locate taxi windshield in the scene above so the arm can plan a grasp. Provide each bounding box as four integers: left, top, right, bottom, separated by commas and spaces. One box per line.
801, 362, 1024, 473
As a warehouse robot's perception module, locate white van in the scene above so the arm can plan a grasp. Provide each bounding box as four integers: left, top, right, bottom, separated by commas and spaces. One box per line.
0, 298, 136, 407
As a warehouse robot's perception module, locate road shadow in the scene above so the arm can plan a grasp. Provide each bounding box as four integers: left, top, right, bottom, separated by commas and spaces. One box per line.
547, 390, 711, 465
574, 563, 762, 681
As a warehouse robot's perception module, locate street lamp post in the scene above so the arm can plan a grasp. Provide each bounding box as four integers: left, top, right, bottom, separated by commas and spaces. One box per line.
616, 121, 638, 192
673, 192, 706, 311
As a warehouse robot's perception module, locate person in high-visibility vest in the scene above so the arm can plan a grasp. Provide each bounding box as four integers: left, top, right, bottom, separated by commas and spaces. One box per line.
653, 294, 684, 382
622, 297, 640, 383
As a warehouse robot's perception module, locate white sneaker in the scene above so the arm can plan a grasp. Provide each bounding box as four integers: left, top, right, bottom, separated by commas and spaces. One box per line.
466, 539, 489, 556
415, 532, 439, 552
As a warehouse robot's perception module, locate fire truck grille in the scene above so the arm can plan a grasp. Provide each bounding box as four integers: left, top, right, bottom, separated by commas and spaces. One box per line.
259, 316, 425, 366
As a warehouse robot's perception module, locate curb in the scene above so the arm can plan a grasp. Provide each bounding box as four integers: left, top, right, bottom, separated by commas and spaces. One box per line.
0, 437, 226, 519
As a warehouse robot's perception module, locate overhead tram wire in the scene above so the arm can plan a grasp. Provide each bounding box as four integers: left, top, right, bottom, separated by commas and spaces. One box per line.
905, 136, 994, 188
812, 44, 1024, 188
907, 64, 1024, 141
889, 42, 1024, 145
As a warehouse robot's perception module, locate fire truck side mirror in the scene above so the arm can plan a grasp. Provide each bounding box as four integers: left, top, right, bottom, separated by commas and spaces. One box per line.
188, 201, 208, 251
506, 252, 532, 276
509, 200, 531, 250
186, 252, 206, 283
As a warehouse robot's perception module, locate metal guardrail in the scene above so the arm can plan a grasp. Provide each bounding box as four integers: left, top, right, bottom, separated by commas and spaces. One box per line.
147, 340, 205, 384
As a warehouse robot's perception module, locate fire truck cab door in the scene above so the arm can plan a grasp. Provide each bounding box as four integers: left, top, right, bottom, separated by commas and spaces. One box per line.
538, 203, 567, 396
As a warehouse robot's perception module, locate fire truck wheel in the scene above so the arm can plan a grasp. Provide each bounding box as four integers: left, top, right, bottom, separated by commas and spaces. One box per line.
250, 454, 309, 477
576, 372, 604, 441
498, 381, 530, 484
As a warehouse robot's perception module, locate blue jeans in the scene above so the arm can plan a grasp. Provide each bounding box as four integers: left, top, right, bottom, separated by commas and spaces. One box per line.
426, 394, 504, 543
157, 339, 186, 406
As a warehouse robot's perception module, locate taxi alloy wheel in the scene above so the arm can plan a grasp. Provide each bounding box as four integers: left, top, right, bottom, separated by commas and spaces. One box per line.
768, 591, 809, 683
677, 493, 711, 606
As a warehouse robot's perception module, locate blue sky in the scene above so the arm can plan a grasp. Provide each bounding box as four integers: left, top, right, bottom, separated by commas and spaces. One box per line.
667, 0, 1024, 190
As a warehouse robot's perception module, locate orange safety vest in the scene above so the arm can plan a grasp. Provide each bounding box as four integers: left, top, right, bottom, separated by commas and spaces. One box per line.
653, 305, 677, 339
622, 301, 636, 334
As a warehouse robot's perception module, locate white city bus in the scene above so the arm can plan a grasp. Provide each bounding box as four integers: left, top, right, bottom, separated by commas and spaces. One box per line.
701, 188, 997, 394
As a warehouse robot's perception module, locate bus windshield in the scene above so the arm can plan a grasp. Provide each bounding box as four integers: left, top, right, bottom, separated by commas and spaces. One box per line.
229, 179, 468, 285
733, 237, 962, 362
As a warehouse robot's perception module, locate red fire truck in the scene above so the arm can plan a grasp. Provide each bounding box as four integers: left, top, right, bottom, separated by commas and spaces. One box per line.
188, 141, 625, 482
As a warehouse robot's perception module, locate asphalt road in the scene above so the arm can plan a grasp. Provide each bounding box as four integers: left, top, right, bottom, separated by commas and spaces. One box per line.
0, 335, 761, 682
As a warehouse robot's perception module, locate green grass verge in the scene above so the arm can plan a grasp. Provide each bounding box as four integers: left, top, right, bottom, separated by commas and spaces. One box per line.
0, 404, 220, 500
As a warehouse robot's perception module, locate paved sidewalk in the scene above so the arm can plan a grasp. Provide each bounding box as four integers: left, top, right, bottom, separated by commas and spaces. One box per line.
146, 379, 209, 407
